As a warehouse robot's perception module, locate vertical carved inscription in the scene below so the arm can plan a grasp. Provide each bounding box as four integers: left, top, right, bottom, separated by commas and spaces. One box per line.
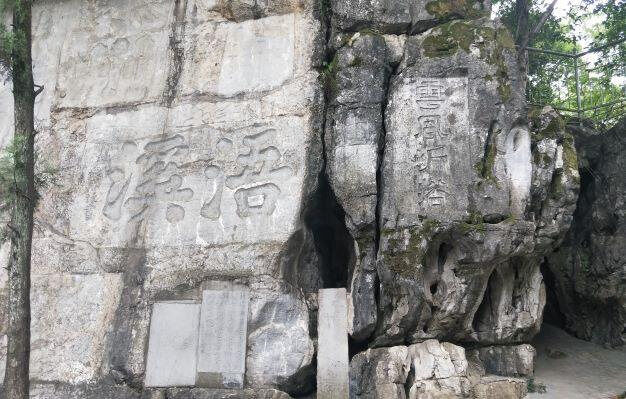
196, 289, 249, 389
401, 77, 469, 218
413, 79, 451, 208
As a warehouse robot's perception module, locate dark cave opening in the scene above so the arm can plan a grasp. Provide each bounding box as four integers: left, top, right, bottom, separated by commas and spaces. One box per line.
303, 172, 354, 289
540, 257, 567, 329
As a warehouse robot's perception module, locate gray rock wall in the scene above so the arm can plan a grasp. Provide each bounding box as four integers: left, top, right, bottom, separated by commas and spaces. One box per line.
0, 0, 620, 397
543, 118, 626, 347
1, 0, 323, 396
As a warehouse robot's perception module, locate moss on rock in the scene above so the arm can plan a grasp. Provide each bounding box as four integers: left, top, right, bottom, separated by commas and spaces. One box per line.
422, 20, 514, 101
381, 220, 441, 278
425, 0, 490, 19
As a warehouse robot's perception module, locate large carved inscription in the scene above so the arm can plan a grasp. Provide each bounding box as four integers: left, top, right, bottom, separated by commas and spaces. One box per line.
98, 123, 298, 245
385, 76, 470, 222
413, 80, 451, 209
204, 129, 294, 220
103, 136, 193, 223
410, 77, 469, 218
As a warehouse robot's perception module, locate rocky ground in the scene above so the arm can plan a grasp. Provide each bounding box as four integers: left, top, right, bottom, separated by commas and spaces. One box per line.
529, 324, 626, 399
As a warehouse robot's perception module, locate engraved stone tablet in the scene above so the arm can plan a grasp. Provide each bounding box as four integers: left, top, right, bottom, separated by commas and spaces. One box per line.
384, 76, 471, 222
317, 288, 349, 399
196, 288, 250, 388
144, 301, 200, 387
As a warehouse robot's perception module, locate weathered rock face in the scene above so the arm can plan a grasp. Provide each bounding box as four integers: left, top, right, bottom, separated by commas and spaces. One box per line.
1, 0, 617, 396
543, 118, 626, 347
469, 344, 535, 377
1, 0, 323, 396
325, 13, 578, 349
349, 340, 529, 399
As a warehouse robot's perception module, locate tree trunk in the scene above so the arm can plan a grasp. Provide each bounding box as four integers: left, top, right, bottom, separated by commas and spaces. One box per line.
3, 1, 35, 398
515, 0, 530, 91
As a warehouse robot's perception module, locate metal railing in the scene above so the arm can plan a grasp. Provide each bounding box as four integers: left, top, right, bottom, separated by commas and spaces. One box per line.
524, 38, 626, 129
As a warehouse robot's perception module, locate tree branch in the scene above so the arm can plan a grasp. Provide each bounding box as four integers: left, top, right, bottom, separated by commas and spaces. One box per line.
33, 83, 43, 97
519, 0, 558, 51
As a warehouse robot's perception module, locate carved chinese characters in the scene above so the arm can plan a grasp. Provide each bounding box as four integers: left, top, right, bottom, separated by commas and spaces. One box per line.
103, 136, 193, 223
384, 77, 471, 223
413, 80, 451, 209
197, 289, 249, 388
203, 130, 294, 220
57, 1, 172, 108
91, 117, 301, 247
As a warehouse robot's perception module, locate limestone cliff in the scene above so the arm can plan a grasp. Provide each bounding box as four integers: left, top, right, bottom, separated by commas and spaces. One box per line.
0, 0, 622, 398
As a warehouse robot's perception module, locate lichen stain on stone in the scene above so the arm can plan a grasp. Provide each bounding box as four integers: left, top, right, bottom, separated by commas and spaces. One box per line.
419, 19, 515, 102
425, 0, 490, 19
381, 220, 442, 278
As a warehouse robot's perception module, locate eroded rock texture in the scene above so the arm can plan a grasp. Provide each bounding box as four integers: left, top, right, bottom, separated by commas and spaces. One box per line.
543, 118, 626, 347
349, 339, 528, 399
0, 0, 619, 397
325, 8, 578, 352
1, 0, 323, 396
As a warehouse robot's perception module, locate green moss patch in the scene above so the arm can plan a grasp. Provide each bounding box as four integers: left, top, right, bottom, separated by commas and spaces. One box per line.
425, 0, 489, 19
422, 20, 513, 101
381, 220, 441, 278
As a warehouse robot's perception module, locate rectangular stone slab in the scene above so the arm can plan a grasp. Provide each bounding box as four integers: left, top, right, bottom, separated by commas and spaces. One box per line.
384, 76, 471, 223
317, 288, 349, 399
144, 301, 201, 387
196, 288, 249, 388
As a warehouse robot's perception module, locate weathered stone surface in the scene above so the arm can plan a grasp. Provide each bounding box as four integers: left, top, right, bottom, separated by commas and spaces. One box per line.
190, 0, 308, 23
324, 33, 389, 342
197, 289, 249, 389
1, 0, 618, 396
544, 117, 626, 346
372, 18, 559, 347
349, 340, 529, 399
180, 13, 318, 98
331, 0, 491, 34
529, 108, 580, 252
0, 274, 123, 384
471, 344, 535, 377
246, 286, 315, 395
15, 383, 294, 399
145, 301, 201, 387
1, 0, 324, 389
317, 288, 349, 399
407, 340, 472, 398
349, 346, 411, 399
471, 375, 527, 399
165, 387, 293, 399
55, 0, 174, 109
27, 382, 145, 399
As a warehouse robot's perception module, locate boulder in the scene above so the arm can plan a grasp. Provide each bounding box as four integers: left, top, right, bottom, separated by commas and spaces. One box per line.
349, 346, 411, 399
349, 340, 528, 399
470, 344, 535, 377
471, 376, 527, 399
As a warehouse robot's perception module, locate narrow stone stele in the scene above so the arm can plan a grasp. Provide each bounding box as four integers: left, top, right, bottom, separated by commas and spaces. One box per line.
317, 288, 350, 399
196, 287, 250, 388
144, 301, 201, 387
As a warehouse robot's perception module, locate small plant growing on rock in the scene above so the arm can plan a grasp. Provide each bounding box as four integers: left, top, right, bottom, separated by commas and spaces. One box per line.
527, 378, 547, 394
